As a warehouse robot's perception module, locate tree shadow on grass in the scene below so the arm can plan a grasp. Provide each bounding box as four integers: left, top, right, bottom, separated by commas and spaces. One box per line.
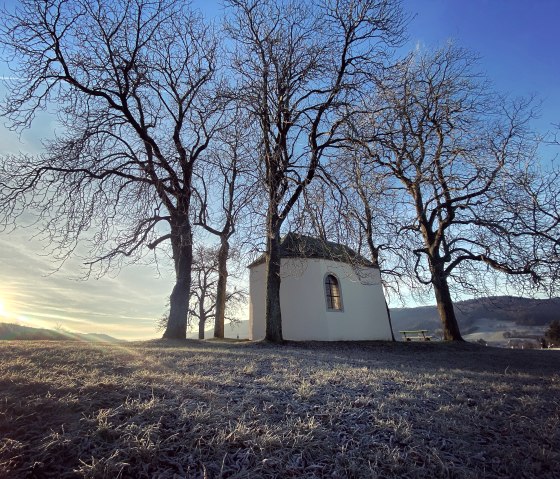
1, 340, 559, 478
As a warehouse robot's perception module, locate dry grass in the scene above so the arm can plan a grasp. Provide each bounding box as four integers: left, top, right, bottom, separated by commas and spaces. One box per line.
0, 340, 558, 478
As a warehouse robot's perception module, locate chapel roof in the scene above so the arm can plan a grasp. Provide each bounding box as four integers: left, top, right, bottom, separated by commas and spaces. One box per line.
247, 232, 375, 268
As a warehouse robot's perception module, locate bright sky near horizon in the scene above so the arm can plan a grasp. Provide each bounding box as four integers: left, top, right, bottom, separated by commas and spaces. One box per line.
0, 0, 559, 340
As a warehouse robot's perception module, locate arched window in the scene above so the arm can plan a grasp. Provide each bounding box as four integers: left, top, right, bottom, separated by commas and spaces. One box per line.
325, 274, 343, 311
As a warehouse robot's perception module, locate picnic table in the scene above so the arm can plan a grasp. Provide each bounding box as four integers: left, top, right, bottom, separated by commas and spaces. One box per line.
399, 330, 432, 341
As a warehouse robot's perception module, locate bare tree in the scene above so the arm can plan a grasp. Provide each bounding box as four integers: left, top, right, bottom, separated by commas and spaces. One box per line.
194, 113, 257, 338
0, 0, 224, 339
226, 0, 405, 342
188, 245, 247, 339
354, 45, 547, 340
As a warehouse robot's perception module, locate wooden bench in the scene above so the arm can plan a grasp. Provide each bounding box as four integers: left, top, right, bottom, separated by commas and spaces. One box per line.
399, 330, 432, 341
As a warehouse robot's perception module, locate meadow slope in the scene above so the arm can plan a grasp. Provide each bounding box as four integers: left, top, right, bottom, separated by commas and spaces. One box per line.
0, 340, 558, 478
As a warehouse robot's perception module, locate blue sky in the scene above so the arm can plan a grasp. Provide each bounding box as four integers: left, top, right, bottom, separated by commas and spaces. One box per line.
403, 0, 559, 131
0, 0, 558, 339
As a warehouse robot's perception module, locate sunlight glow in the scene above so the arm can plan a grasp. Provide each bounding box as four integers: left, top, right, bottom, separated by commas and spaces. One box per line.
0, 299, 6, 317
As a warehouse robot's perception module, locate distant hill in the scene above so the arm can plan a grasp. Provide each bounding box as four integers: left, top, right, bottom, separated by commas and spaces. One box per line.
390, 296, 560, 339
0, 323, 122, 342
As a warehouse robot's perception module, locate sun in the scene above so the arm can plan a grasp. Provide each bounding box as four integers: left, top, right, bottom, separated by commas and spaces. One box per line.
0, 300, 6, 317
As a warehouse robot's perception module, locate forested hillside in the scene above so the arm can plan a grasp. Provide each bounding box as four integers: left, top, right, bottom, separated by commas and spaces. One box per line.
391, 296, 560, 334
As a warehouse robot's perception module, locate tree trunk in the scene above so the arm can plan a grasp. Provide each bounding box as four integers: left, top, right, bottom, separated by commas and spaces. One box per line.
213, 237, 230, 339
163, 222, 193, 340
265, 221, 283, 343
198, 290, 207, 339
366, 240, 395, 342
198, 317, 206, 339
164, 263, 191, 339
384, 299, 396, 342
431, 262, 464, 341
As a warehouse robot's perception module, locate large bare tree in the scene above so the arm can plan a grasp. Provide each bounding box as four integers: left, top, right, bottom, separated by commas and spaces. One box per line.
0, 0, 224, 339
226, 0, 405, 342
354, 45, 548, 340
194, 112, 257, 338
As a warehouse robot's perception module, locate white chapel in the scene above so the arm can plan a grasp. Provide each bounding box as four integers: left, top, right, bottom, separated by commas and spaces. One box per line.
248, 233, 394, 341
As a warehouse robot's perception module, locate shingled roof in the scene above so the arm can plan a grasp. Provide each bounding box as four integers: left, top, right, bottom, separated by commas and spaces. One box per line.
248, 232, 375, 268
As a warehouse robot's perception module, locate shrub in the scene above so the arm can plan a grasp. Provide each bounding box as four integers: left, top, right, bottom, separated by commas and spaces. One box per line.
545, 320, 560, 346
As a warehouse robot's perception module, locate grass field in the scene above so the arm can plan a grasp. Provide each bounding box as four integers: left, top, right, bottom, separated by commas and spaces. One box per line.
0, 340, 558, 478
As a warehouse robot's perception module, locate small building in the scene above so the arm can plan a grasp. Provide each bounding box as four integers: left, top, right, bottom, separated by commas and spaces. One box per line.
248, 233, 394, 341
